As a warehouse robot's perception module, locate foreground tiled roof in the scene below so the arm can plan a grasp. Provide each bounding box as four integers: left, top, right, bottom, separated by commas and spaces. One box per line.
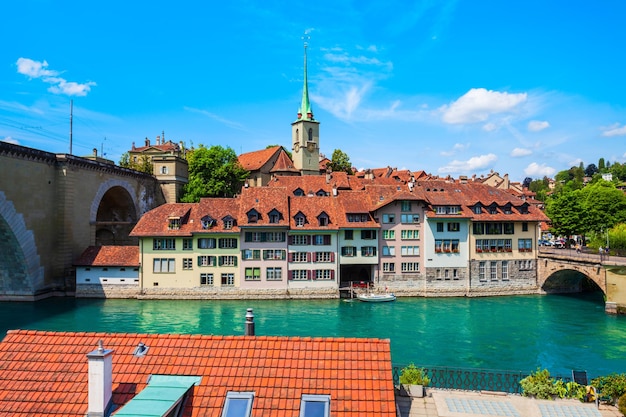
238, 146, 282, 171
74, 246, 139, 267
0, 330, 396, 417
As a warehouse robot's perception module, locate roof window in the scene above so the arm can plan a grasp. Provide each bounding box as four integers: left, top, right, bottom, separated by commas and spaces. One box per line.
222, 392, 254, 417
299, 394, 330, 417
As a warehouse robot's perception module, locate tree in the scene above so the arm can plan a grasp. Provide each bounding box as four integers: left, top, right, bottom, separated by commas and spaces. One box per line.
181, 145, 249, 202
118, 152, 153, 174
523, 177, 532, 189
327, 149, 353, 174
585, 164, 598, 177
599, 157, 606, 171
545, 190, 585, 237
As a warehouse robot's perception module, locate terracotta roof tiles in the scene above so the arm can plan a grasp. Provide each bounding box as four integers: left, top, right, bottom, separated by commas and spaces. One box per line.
0, 330, 395, 417
238, 146, 281, 171
74, 246, 139, 267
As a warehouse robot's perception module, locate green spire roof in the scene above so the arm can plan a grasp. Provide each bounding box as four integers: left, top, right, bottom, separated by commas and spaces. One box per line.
297, 42, 314, 121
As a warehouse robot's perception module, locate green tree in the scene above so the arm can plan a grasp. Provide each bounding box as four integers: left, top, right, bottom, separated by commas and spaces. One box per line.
599, 157, 606, 171
529, 177, 550, 201
118, 152, 153, 174
578, 181, 626, 234
181, 145, 249, 202
545, 189, 585, 237
327, 149, 353, 174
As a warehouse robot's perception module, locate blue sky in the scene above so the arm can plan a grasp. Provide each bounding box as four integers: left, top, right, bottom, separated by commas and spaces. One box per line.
2, 0, 625, 182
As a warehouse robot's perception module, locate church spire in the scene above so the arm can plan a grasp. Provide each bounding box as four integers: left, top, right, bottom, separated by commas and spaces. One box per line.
297, 36, 313, 121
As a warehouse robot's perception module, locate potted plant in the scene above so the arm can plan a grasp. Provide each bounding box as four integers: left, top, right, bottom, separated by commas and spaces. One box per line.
399, 363, 430, 398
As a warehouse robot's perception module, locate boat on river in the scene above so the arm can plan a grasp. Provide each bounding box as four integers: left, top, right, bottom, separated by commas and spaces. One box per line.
357, 293, 396, 302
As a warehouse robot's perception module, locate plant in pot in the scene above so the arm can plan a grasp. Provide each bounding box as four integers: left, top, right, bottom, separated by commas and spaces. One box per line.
399, 363, 430, 398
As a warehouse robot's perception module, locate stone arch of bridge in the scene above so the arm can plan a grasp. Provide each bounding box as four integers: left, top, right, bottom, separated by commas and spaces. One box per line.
538, 258, 606, 296
0, 191, 44, 295
90, 179, 140, 246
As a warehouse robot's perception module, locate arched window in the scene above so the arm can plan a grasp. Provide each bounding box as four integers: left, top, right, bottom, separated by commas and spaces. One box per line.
160, 166, 168, 174
308, 128, 313, 141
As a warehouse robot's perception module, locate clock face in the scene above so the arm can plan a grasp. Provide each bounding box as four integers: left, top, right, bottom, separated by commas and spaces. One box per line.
294, 142, 299, 152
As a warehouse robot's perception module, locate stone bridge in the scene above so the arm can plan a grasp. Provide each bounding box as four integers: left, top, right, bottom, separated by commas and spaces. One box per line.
0, 142, 165, 300
538, 248, 626, 314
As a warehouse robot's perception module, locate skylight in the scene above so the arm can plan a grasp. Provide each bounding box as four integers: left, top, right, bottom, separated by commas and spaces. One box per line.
299, 394, 330, 417
222, 392, 254, 417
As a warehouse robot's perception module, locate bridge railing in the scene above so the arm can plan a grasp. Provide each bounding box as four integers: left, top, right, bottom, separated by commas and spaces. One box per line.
392, 365, 571, 394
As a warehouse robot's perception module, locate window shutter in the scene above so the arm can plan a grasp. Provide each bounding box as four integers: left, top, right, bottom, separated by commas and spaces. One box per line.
288, 271, 293, 280
289, 235, 294, 245
197, 257, 202, 266
218, 257, 223, 266
330, 252, 335, 262
307, 270, 312, 280
234, 257, 238, 267
312, 271, 317, 280
324, 235, 331, 245
261, 232, 267, 242
288, 252, 293, 262
331, 270, 335, 279
306, 235, 311, 245
307, 252, 311, 262
245, 232, 251, 242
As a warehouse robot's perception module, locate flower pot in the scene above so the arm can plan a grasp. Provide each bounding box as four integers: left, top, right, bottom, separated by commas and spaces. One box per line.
405, 384, 424, 398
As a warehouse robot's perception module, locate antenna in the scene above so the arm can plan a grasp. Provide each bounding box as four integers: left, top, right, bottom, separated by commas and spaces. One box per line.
69, 99, 73, 155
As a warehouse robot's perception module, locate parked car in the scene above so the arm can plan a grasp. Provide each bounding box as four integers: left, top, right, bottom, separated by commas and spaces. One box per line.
538, 239, 554, 246
554, 239, 566, 248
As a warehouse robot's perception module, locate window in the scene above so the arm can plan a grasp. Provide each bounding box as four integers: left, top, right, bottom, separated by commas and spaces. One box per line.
153, 238, 175, 250
341, 246, 356, 257
242, 249, 261, 260
222, 392, 254, 417
519, 204, 529, 214
221, 273, 235, 286
290, 235, 310, 245
295, 214, 306, 227
201, 216, 215, 229
401, 201, 412, 212
198, 238, 216, 249
182, 258, 193, 270
153, 258, 175, 273
245, 232, 263, 242
435, 239, 443, 253
266, 267, 283, 281
263, 249, 286, 260
473, 223, 484, 235
519, 259, 534, 271
448, 222, 460, 232
502, 261, 509, 281
522, 222, 528, 232
160, 166, 168, 175
200, 273, 213, 286
401, 262, 419, 272
444, 269, 449, 280
504, 223, 515, 234
223, 219, 234, 229
266, 232, 285, 242
313, 234, 331, 245
269, 209, 281, 224
300, 394, 330, 417
518, 238, 532, 252
401, 214, 420, 224
383, 230, 395, 239
453, 269, 459, 280
344, 230, 353, 240
247, 210, 260, 223
401, 229, 419, 240
315, 252, 333, 262
360, 230, 377, 240
245, 267, 261, 281
198, 255, 216, 267
318, 213, 329, 226
291, 270, 308, 281
361, 246, 377, 257
168, 217, 181, 230
479, 261, 486, 281
347, 214, 368, 222
383, 263, 395, 272
219, 256, 237, 266
315, 270, 333, 280
436, 206, 459, 214
436, 223, 444, 232
401, 246, 420, 256
473, 205, 482, 214
490, 261, 497, 281
219, 238, 238, 249
382, 214, 395, 223
292, 252, 309, 263
382, 246, 395, 256
183, 238, 193, 250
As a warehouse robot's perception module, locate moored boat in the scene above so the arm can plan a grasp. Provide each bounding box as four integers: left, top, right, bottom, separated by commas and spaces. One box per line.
357, 293, 396, 302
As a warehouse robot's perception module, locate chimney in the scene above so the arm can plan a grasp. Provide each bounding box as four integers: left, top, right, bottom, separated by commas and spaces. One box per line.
93, 148, 98, 157
145, 138, 150, 147
156, 135, 161, 145
245, 308, 255, 336
132, 141, 136, 151
332, 184, 338, 197
87, 340, 114, 417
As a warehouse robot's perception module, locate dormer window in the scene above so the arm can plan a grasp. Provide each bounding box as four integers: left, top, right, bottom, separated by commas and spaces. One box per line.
201, 216, 215, 230
223, 216, 235, 230
247, 209, 260, 223
316, 189, 328, 196
489, 204, 498, 214
318, 212, 329, 227
473, 205, 482, 214
268, 209, 281, 224
519, 203, 529, 214
295, 213, 306, 227
168, 217, 181, 230
294, 188, 305, 196
504, 204, 512, 214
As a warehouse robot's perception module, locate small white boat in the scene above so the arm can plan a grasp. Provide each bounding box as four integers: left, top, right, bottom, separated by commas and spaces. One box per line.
357, 293, 396, 303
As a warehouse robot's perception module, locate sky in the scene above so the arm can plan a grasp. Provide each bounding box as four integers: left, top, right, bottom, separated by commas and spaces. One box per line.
1, 0, 625, 182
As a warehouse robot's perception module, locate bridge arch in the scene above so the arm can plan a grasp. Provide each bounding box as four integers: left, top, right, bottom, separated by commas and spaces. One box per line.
91, 179, 140, 246
0, 192, 44, 295
538, 257, 606, 296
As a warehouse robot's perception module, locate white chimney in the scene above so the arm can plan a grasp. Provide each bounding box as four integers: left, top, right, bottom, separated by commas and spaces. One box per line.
87, 340, 114, 417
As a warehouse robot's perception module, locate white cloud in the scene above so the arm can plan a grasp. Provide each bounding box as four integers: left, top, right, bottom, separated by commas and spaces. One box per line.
1, 136, 19, 145
16, 58, 96, 97
440, 143, 469, 156
482, 122, 498, 132
511, 148, 532, 157
438, 153, 497, 174
524, 162, 556, 177
527, 120, 550, 132
440, 88, 527, 124
602, 123, 626, 137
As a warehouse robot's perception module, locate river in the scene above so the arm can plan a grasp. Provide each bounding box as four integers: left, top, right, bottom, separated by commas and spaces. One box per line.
1, 291, 624, 378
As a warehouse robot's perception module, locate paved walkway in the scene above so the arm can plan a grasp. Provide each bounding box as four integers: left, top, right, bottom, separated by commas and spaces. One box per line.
396, 389, 622, 417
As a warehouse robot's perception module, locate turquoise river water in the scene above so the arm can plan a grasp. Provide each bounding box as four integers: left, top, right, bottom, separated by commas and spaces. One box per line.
1, 292, 625, 378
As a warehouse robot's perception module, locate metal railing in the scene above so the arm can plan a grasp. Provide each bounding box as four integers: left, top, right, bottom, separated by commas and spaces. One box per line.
392, 365, 571, 394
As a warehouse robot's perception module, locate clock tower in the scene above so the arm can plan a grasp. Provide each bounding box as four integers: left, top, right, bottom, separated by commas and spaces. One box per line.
291, 38, 320, 176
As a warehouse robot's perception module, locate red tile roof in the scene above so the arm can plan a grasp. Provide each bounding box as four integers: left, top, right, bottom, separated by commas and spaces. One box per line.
0, 330, 396, 417
74, 246, 139, 267
238, 146, 282, 171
